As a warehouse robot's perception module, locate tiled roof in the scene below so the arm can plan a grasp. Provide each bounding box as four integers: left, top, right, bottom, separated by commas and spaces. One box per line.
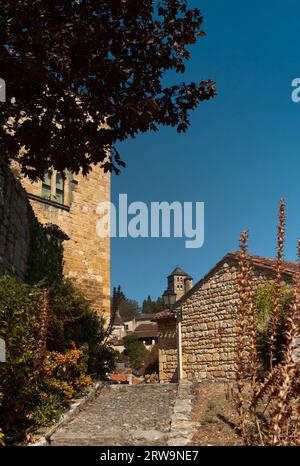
152, 309, 176, 322
136, 313, 154, 321
168, 266, 192, 279
233, 253, 298, 275
154, 252, 298, 321
174, 252, 298, 308
134, 323, 158, 338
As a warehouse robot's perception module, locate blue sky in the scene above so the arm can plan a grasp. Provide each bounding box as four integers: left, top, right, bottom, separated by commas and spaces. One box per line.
111, 0, 300, 305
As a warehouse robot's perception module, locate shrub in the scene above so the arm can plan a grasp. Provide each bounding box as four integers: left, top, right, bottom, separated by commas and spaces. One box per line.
0, 276, 41, 443
0, 275, 115, 444
254, 283, 292, 373
30, 346, 92, 427
143, 345, 159, 376
48, 279, 116, 377
31, 394, 66, 428
123, 335, 149, 371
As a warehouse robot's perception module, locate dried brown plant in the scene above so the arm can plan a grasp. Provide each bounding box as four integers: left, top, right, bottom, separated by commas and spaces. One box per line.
235, 230, 252, 439
35, 289, 52, 365
269, 198, 285, 370
268, 239, 300, 445
235, 201, 299, 446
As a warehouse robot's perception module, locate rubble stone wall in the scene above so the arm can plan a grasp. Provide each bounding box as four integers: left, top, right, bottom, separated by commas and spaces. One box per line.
181, 258, 292, 381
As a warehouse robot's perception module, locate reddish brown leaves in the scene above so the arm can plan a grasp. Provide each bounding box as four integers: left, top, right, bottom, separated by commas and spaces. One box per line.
0, 0, 216, 179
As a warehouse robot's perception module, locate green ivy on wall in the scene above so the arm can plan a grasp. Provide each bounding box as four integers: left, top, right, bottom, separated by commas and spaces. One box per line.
27, 214, 69, 286
0, 160, 68, 286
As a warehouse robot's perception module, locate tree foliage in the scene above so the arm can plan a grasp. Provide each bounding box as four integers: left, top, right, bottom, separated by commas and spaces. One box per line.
112, 285, 140, 321
123, 335, 149, 370
0, 0, 216, 179
143, 344, 159, 375
142, 295, 164, 314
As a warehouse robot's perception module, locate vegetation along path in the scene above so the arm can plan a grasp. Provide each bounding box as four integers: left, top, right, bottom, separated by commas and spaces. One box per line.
49, 384, 177, 446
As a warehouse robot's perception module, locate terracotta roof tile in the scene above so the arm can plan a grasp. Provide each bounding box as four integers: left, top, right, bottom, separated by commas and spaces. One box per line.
152, 309, 176, 322
234, 253, 298, 275
134, 323, 158, 338
136, 313, 155, 321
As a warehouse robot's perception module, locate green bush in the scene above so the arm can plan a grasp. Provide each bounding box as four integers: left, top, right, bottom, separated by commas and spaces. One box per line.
31, 394, 67, 428
0, 276, 116, 444
49, 279, 115, 377
254, 283, 292, 373
123, 335, 149, 371
143, 345, 159, 375
0, 276, 41, 443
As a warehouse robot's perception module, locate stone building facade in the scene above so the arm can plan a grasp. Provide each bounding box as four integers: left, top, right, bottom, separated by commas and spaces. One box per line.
21, 165, 111, 320
155, 312, 178, 383
155, 253, 295, 383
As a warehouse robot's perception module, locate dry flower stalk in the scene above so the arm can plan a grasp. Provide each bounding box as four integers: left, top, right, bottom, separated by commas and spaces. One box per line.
235, 230, 252, 438
268, 239, 300, 445
269, 198, 285, 370
235, 200, 299, 445
35, 289, 51, 364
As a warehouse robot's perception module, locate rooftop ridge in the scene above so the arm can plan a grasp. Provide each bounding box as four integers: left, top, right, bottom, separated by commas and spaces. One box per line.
154, 252, 299, 321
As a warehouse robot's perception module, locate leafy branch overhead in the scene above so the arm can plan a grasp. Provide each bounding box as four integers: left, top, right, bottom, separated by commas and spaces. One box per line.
0, 0, 216, 179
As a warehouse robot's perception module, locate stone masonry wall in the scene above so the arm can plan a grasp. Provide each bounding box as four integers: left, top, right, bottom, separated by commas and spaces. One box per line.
0, 162, 30, 280
181, 258, 292, 381
158, 319, 178, 383
21, 165, 111, 321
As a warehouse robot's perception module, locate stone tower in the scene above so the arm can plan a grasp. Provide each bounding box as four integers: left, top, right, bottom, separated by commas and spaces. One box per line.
20, 165, 110, 321
167, 266, 193, 301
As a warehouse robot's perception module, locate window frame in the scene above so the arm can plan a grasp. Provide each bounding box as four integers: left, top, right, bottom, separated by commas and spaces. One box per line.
41, 170, 52, 200
38, 170, 71, 209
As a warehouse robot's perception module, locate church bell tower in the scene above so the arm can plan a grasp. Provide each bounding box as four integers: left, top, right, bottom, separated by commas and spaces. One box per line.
167, 266, 193, 301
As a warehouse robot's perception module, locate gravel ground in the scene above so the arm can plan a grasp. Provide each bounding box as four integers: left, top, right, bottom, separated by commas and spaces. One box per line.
189, 382, 242, 446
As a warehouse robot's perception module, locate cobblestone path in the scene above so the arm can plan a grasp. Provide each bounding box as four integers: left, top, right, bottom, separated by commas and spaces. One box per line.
50, 384, 177, 446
